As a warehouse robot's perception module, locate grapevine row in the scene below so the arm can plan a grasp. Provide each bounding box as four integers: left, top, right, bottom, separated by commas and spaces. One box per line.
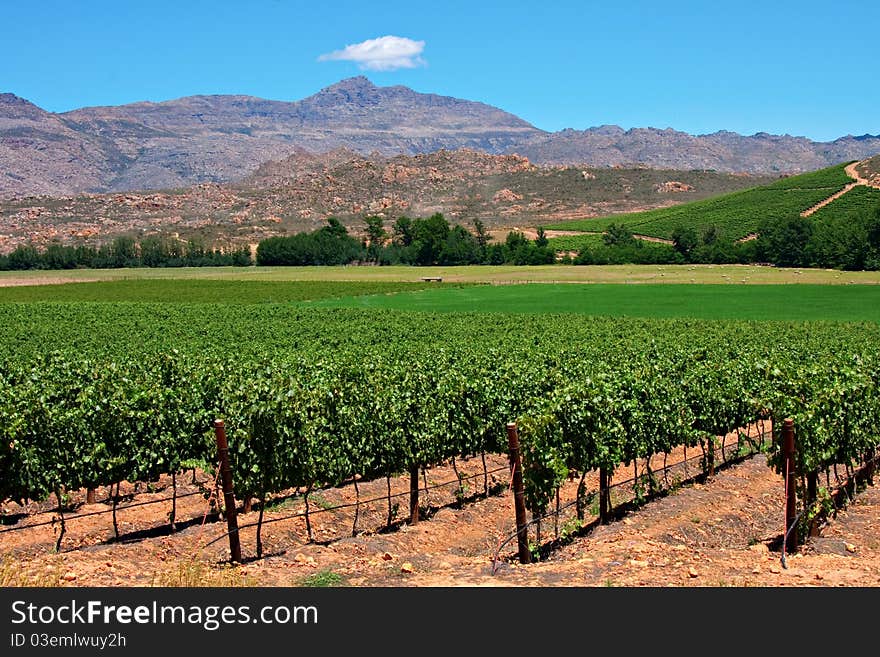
1, 306, 878, 540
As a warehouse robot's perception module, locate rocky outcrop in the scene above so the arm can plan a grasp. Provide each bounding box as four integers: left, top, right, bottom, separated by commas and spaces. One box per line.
654, 181, 695, 193
0, 148, 774, 253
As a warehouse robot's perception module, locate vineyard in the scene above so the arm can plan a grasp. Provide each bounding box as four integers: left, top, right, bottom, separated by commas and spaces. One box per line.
544, 163, 854, 240
1, 297, 878, 575
811, 185, 880, 222
545, 233, 672, 253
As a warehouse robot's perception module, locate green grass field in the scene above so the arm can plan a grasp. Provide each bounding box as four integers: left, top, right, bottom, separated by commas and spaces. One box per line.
309, 282, 880, 322
3, 275, 877, 321
544, 163, 854, 240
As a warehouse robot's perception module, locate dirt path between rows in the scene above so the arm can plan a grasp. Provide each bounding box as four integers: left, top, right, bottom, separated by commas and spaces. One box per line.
798, 159, 880, 219
800, 182, 859, 217
3, 436, 878, 587
412, 456, 880, 587
516, 229, 674, 246
847, 159, 880, 189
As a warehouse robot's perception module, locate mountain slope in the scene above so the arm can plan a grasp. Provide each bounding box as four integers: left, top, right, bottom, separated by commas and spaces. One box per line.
0, 93, 129, 196
0, 149, 774, 253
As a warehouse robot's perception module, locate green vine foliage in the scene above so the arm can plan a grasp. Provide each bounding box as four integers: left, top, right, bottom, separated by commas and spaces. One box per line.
0, 305, 877, 521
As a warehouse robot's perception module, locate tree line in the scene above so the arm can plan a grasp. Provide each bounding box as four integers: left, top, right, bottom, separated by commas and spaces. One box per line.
256, 214, 555, 266
4, 202, 879, 271
753, 206, 880, 270
569, 202, 880, 270
0, 235, 253, 271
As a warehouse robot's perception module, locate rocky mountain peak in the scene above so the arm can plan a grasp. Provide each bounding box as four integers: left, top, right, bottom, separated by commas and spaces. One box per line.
323, 76, 377, 92
0, 93, 49, 120
304, 76, 384, 106
589, 125, 627, 137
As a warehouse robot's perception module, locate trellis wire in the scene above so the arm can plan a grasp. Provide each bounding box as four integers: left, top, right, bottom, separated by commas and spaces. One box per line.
202, 463, 510, 549
492, 431, 769, 568
0, 488, 208, 535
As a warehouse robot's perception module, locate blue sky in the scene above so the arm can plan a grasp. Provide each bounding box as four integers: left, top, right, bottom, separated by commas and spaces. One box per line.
1, 0, 876, 141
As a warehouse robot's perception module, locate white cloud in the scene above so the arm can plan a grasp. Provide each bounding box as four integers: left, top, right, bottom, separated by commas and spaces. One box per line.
318, 35, 426, 72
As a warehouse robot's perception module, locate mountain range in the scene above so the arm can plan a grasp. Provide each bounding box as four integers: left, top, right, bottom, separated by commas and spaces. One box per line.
2, 76, 879, 198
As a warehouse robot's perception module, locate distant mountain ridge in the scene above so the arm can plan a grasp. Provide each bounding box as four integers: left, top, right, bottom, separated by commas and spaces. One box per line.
1, 77, 878, 197
513, 125, 880, 174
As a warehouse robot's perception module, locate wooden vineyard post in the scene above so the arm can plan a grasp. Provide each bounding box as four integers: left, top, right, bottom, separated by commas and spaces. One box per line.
506, 422, 531, 564
214, 419, 242, 563
707, 437, 715, 477
782, 418, 798, 552
409, 465, 420, 524
599, 467, 611, 524
865, 448, 876, 486
86, 488, 96, 505
806, 471, 819, 537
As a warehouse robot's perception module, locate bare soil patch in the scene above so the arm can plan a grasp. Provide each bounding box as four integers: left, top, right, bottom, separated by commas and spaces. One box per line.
2, 425, 877, 588
849, 159, 880, 189
0, 276, 101, 287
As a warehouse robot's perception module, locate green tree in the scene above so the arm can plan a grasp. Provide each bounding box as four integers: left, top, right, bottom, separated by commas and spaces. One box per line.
42, 243, 78, 270
472, 218, 490, 262
256, 220, 362, 266
440, 225, 481, 265
364, 216, 386, 262
230, 246, 253, 267
603, 223, 636, 247
671, 225, 699, 260
486, 243, 506, 264
504, 231, 530, 264
185, 238, 208, 266
392, 217, 414, 247
321, 217, 348, 238
756, 217, 813, 267
701, 224, 723, 246
7, 244, 40, 270
410, 213, 451, 265
140, 236, 171, 268
472, 218, 489, 250
807, 204, 880, 271
757, 216, 813, 267
535, 227, 549, 248
74, 245, 97, 267
111, 236, 139, 268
